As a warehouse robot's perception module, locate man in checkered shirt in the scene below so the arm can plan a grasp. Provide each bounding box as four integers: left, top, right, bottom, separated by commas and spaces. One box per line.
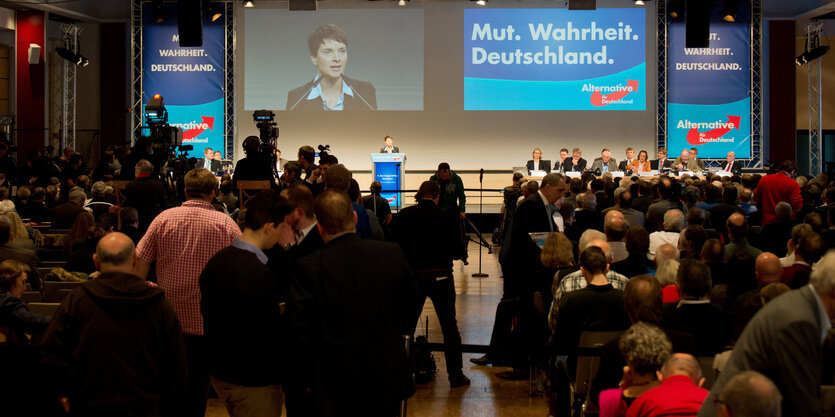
135, 168, 241, 417
548, 237, 629, 332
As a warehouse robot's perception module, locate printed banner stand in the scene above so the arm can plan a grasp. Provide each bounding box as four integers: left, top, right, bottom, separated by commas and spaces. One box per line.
370, 153, 405, 208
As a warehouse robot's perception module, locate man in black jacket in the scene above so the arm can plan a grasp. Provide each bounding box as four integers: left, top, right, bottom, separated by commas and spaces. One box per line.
41, 232, 187, 416
200, 190, 296, 416
124, 159, 168, 234
287, 190, 418, 416
390, 181, 470, 388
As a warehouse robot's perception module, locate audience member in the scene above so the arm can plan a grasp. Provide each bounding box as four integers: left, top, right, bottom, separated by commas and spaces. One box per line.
680, 225, 708, 259
4, 212, 34, 251
780, 231, 825, 288
65, 226, 107, 274
710, 185, 743, 237
200, 190, 295, 416
700, 238, 727, 285
656, 258, 680, 303
286, 190, 418, 415
715, 371, 782, 417
648, 209, 684, 260
124, 159, 169, 234
661, 259, 733, 355
218, 179, 238, 212
363, 180, 393, 228
390, 181, 470, 386
51, 189, 87, 229
724, 212, 762, 260
551, 246, 631, 417
626, 353, 709, 417
598, 322, 672, 417
0, 259, 50, 343
759, 202, 794, 256
611, 226, 653, 278
574, 192, 604, 232
604, 212, 628, 263
698, 250, 835, 417
779, 223, 813, 267
42, 232, 187, 417
323, 164, 373, 239
118, 207, 141, 244
135, 168, 241, 417
85, 181, 116, 227
753, 160, 802, 225
0, 216, 40, 291
63, 211, 95, 258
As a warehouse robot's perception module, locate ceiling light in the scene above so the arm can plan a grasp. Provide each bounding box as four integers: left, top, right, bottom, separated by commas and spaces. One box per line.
720, 0, 739, 23
397, 0, 408, 5
634, 0, 645, 5
206, 2, 222, 21
475, 0, 487, 5
243, 0, 254, 8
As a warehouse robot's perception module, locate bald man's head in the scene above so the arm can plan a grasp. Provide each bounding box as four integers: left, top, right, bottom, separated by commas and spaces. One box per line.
727, 212, 748, 241
588, 239, 613, 262
95, 232, 136, 268
655, 243, 680, 265
719, 371, 782, 417
661, 353, 703, 384
755, 252, 782, 285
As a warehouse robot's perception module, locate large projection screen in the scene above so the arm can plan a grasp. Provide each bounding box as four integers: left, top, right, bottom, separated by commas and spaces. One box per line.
235, 1, 656, 170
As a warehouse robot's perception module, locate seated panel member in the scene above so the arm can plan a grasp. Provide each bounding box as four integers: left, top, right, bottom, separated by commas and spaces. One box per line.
526, 147, 551, 175
651, 147, 672, 171
286, 24, 377, 111
627, 150, 652, 172
561, 147, 587, 172
689, 147, 705, 170
674, 149, 702, 172
554, 148, 570, 172
721, 151, 742, 176
590, 149, 617, 174
380, 135, 399, 153
618, 147, 635, 171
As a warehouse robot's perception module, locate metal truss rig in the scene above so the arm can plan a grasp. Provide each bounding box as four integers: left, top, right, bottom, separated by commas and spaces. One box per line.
60, 23, 80, 152
805, 21, 824, 176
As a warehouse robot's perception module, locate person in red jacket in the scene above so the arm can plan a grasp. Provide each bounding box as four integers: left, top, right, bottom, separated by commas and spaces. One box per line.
753, 160, 802, 225
626, 353, 709, 417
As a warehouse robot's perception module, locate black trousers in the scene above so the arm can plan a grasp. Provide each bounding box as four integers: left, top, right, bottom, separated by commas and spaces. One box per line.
183, 334, 210, 417
412, 270, 464, 380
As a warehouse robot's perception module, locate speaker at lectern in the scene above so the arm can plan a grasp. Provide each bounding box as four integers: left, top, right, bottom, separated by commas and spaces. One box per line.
370, 153, 405, 208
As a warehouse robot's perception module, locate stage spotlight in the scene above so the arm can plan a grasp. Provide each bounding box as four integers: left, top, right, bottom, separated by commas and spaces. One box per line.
243, 0, 254, 7
720, 0, 739, 22
634, 0, 645, 6
152, 0, 169, 23
668, 0, 684, 19
796, 46, 830, 66
397, 0, 408, 5
472, 0, 487, 5
206, 1, 222, 22
145, 94, 169, 126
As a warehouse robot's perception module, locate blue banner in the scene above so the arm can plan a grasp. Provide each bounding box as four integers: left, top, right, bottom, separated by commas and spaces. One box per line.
666, 6, 751, 159
143, 4, 225, 158
464, 8, 645, 110
375, 161, 402, 207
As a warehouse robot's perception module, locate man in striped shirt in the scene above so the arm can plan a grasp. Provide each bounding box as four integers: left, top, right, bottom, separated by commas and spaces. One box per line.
136, 168, 241, 417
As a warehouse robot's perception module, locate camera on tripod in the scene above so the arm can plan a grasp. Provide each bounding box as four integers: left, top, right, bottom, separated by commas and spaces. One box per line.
253, 110, 278, 143
318, 144, 331, 157
144, 94, 183, 153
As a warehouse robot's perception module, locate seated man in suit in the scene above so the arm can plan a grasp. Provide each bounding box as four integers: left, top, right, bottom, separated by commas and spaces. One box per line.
286, 24, 376, 111
661, 259, 734, 356
561, 147, 587, 172
590, 149, 617, 174
196, 147, 221, 172
651, 147, 672, 171
688, 147, 705, 170
380, 134, 399, 153
554, 148, 570, 172
721, 151, 743, 176
617, 147, 635, 171
526, 147, 550, 175
673, 149, 703, 172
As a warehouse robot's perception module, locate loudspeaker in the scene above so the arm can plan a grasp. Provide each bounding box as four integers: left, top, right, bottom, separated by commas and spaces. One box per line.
685, 0, 710, 48
568, 0, 596, 10
177, 0, 203, 47
289, 0, 317, 11
28, 44, 41, 64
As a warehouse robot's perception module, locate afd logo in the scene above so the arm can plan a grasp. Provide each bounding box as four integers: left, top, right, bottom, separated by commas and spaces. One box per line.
171, 116, 215, 140
678, 116, 741, 145
587, 80, 639, 106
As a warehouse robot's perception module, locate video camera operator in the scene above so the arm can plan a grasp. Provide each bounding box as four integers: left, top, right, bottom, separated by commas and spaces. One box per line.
232, 136, 276, 195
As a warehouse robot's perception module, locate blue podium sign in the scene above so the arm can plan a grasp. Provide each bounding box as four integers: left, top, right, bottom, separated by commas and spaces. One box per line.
370, 153, 405, 208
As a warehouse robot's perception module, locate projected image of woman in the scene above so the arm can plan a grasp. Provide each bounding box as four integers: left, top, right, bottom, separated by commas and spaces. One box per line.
286, 24, 378, 111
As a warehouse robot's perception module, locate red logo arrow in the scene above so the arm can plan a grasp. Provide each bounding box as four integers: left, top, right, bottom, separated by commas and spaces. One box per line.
686, 115, 741, 145
590, 80, 639, 106
182, 116, 215, 140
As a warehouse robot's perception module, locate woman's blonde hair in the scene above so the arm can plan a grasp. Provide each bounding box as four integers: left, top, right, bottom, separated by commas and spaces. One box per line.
540, 232, 574, 268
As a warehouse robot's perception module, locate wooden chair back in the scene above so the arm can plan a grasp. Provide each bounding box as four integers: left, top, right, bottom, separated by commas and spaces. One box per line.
236, 180, 271, 208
